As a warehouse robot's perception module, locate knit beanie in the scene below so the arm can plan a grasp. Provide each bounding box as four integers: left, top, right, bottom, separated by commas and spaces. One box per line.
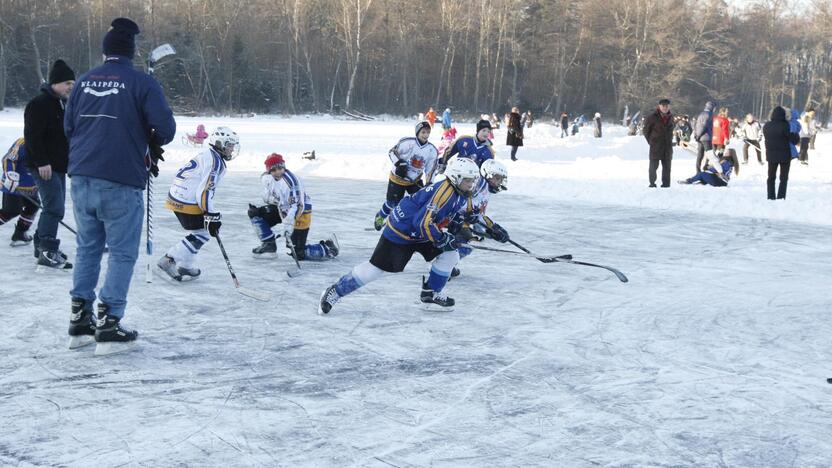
102, 18, 140, 59
48, 60, 75, 84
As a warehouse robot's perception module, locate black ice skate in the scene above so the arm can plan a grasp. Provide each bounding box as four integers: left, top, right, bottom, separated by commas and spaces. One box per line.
10, 226, 33, 247
420, 276, 455, 311
252, 238, 277, 258
318, 284, 340, 315
36, 250, 72, 271
94, 303, 138, 356
322, 233, 340, 258
68, 297, 96, 349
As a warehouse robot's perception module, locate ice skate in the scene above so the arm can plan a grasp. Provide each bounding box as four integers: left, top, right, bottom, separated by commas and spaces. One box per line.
318, 284, 340, 315
67, 298, 96, 349
420, 276, 455, 311
252, 238, 278, 258
94, 304, 138, 356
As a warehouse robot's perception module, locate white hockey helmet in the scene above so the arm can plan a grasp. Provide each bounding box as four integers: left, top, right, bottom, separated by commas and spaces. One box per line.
444, 157, 480, 196
480, 158, 508, 193
209, 126, 240, 161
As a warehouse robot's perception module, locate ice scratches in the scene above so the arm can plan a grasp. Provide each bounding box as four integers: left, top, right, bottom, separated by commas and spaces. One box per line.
365, 352, 535, 465
170, 385, 236, 448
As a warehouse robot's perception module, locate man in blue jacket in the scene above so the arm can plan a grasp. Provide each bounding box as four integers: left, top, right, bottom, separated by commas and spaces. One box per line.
64, 18, 176, 355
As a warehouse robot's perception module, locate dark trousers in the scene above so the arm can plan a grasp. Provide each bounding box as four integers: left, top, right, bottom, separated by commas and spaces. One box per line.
696, 140, 713, 174
0, 193, 39, 230
767, 160, 791, 200
649, 158, 671, 187
31, 171, 66, 252
510, 145, 519, 160
798, 138, 810, 162
743, 140, 762, 163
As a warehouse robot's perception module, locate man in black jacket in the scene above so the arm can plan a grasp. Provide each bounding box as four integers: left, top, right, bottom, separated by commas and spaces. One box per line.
762, 106, 800, 200
24, 59, 75, 269
643, 98, 674, 188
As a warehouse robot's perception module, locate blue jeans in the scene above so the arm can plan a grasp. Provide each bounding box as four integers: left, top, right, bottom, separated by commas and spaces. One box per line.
70, 176, 144, 318
31, 171, 66, 252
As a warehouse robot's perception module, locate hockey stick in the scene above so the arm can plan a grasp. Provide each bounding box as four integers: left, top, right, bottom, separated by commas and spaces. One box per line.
468, 244, 628, 283
284, 234, 304, 278
214, 234, 271, 302
145, 44, 176, 283
17, 192, 77, 235
467, 244, 572, 262
506, 238, 573, 263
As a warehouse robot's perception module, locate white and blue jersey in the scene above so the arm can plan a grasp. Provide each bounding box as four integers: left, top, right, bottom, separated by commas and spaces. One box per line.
165, 147, 226, 215
1, 138, 37, 195
444, 135, 495, 167
260, 168, 312, 225
383, 179, 472, 245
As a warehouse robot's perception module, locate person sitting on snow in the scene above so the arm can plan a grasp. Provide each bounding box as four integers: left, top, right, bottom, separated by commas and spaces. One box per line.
678, 148, 739, 187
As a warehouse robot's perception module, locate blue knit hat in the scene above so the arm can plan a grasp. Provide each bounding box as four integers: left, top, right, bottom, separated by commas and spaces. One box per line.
102, 18, 140, 59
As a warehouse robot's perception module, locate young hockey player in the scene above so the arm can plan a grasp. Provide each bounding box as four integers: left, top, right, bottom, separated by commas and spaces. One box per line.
318, 157, 480, 315
453, 159, 510, 277
428, 119, 495, 180
0, 138, 40, 246
248, 153, 338, 260
157, 127, 238, 281
678, 148, 739, 187
373, 121, 438, 230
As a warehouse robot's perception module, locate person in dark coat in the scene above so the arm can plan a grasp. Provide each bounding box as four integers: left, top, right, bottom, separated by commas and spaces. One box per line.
643, 98, 674, 188
762, 106, 800, 200
692, 101, 715, 174
593, 112, 602, 138
560, 112, 569, 138
24, 59, 75, 269
506, 107, 523, 161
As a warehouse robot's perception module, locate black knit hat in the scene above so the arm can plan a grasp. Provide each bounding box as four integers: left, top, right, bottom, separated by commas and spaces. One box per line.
102, 18, 140, 59
476, 119, 492, 132
48, 60, 75, 84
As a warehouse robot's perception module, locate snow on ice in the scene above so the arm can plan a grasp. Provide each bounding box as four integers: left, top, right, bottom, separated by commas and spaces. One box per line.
0, 109, 830, 466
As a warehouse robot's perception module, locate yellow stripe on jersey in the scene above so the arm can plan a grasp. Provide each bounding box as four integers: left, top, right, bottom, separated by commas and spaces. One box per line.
388, 174, 418, 186
165, 197, 204, 215
421, 180, 452, 242
294, 210, 312, 230
386, 221, 413, 242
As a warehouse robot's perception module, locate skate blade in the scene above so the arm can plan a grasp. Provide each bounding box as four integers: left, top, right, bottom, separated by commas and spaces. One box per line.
252, 252, 278, 259
94, 341, 138, 356
236, 287, 271, 302
9, 240, 32, 247
419, 301, 455, 313
36, 264, 72, 273
154, 266, 185, 284
68, 335, 95, 349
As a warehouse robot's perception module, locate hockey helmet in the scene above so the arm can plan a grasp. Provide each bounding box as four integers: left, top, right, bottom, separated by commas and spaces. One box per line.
444, 157, 480, 196
480, 159, 507, 193
209, 126, 240, 161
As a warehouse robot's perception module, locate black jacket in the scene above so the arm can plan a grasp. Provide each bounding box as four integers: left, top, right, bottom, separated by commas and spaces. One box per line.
763, 107, 800, 164
506, 112, 523, 146
643, 108, 674, 160
24, 83, 69, 173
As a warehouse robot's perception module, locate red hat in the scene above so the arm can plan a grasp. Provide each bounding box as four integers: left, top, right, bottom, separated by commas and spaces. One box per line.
264, 153, 285, 171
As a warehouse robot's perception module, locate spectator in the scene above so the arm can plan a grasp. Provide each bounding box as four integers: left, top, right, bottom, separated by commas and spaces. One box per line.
64, 18, 176, 355
442, 108, 452, 130
807, 108, 819, 149
593, 112, 602, 138
739, 113, 763, 165
643, 98, 674, 188
522, 110, 533, 129
712, 107, 730, 153
798, 112, 814, 165
560, 112, 569, 138
692, 101, 715, 174
425, 107, 436, 128
506, 107, 523, 161
24, 59, 75, 269
762, 106, 799, 200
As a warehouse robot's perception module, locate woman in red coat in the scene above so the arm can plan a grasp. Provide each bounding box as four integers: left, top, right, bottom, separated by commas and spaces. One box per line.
712, 107, 731, 152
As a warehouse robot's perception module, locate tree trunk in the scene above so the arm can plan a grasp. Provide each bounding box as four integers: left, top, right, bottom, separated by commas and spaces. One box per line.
29, 22, 44, 84
0, 42, 6, 110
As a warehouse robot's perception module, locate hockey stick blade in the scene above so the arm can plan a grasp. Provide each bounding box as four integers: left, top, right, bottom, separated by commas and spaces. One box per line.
553, 258, 629, 283
286, 266, 303, 278
149, 43, 176, 63
236, 286, 271, 302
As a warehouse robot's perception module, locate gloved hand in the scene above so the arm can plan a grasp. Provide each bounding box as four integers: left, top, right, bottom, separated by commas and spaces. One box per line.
488, 223, 509, 243
204, 212, 222, 237
394, 160, 409, 178
148, 140, 165, 178
2, 171, 20, 193
435, 231, 461, 252
247, 203, 260, 219
447, 213, 465, 235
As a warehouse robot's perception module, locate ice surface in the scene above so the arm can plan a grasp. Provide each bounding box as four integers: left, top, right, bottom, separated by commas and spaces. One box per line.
0, 109, 830, 466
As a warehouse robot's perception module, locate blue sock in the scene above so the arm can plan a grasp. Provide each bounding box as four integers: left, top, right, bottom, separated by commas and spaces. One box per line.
250, 217, 274, 241
426, 268, 450, 293
304, 243, 327, 260
335, 272, 363, 297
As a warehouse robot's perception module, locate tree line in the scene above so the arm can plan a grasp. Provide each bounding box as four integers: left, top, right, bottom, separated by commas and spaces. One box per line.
1, 0, 830, 124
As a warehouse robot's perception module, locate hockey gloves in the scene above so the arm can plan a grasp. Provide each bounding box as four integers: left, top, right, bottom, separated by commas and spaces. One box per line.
487, 223, 509, 243
435, 232, 462, 252
148, 140, 165, 178
204, 212, 222, 237
1, 171, 20, 192
394, 160, 409, 178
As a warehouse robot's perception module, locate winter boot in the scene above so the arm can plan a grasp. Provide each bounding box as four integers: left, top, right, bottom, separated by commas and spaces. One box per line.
420, 276, 455, 309
37, 250, 72, 270
252, 238, 278, 258
318, 284, 341, 315
10, 226, 33, 247
94, 303, 138, 356
322, 234, 339, 259
374, 213, 386, 231
68, 297, 96, 349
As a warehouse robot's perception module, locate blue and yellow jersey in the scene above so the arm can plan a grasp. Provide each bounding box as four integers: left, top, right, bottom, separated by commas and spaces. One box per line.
1, 138, 37, 194
383, 179, 472, 245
